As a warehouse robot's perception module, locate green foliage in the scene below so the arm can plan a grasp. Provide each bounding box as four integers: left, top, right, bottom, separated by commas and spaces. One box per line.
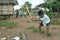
57, 2, 60, 7
20, 6, 26, 12
43, 2, 58, 8
46, 12, 60, 25
51, 20, 60, 25
24, 1, 32, 12
58, 0, 60, 2
0, 16, 4, 20
33, 7, 39, 10
46, 12, 53, 18
19, 1, 32, 14
0, 21, 17, 28
42, 0, 60, 8
31, 13, 38, 16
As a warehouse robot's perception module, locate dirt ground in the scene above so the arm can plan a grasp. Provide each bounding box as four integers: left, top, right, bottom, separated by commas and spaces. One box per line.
0, 17, 60, 40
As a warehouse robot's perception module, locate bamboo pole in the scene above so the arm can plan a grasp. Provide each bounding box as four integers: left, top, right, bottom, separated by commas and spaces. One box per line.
25, 5, 32, 18
25, 5, 37, 27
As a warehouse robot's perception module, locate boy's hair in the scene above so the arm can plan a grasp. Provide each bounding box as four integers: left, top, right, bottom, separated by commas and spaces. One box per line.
38, 10, 44, 15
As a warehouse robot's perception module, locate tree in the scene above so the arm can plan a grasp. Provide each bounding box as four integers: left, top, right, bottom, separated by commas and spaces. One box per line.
44, 0, 60, 18
44, 0, 60, 11
24, 1, 32, 13
20, 5, 26, 12
19, 1, 32, 15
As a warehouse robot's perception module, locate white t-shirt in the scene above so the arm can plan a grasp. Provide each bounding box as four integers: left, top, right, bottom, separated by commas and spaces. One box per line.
37, 14, 50, 26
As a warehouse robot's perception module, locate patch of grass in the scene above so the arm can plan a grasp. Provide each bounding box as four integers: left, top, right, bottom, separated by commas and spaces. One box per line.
27, 27, 52, 36
26, 21, 31, 23
0, 16, 4, 20
51, 20, 60, 25
0, 21, 17, 28
31, 13, 38, 16
41, 30, 52, 37
27, 26, 39, 33
47, 33, 52, 37
27, 27, 34, 30
32, 27, 39, 33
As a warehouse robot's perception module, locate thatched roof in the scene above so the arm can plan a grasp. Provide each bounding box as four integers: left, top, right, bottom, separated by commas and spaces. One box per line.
0, 0, 18, 5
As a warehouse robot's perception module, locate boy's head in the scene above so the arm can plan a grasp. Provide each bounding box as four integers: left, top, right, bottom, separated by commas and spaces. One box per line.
38, 10, 44, 18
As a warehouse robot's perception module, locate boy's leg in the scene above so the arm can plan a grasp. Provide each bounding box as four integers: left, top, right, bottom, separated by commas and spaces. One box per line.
38, 22, 43, 33
38, 25, 42, 32
46, 23, 50, 36
46, 26, 49, 36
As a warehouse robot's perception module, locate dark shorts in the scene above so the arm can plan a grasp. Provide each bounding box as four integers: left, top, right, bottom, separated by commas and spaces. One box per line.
40, 22, 50, 26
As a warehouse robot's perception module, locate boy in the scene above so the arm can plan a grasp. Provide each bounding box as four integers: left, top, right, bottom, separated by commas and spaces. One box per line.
32, 10, 50, 36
